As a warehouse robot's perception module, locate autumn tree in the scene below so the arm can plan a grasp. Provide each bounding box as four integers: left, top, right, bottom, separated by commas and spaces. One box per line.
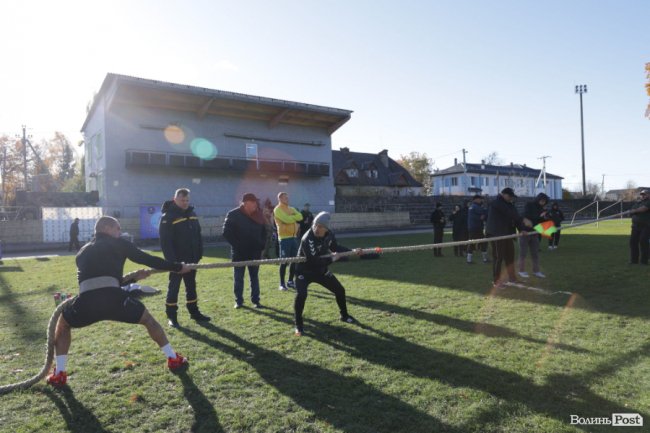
61, 154, 86, 192
397, 152, 433, 195
0, 135, 23, 205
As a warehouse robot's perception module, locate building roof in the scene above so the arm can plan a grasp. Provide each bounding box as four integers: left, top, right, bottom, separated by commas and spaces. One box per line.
432, 162, 563, 180
81, 73, 353, 134
605, 187, 650, 194
332, 149, 423, 187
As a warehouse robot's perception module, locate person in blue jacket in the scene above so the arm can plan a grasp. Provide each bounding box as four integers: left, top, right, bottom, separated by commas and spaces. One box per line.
467, 195, 489, 264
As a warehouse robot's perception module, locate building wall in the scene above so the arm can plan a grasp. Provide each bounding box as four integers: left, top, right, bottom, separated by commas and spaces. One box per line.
337, 186, 424, 197
94, 103, 336, 217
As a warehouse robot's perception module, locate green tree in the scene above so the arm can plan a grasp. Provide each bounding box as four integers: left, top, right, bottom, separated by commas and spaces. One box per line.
397, 152, 433, 195
61, 154, 86, 192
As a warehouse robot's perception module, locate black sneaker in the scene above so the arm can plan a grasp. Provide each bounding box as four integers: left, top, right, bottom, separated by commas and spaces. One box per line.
168, 318, 180, 328
287, 281, 295, 289
191, 312, 211, 322
253, 302, 263, 309
233, 303, 243, 309
294, 327, 304, 337
340, 315, 357, 324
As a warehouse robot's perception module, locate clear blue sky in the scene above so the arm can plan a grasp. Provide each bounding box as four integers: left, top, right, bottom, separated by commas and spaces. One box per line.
2, 0, 649, 191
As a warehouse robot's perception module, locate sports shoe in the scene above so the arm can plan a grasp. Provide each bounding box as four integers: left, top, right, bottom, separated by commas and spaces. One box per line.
46, 369, 67, 387
340, 315, 357, 324
278, 285, 287, 291
548, 246, 554, 250
167, 353, 189, 372
167, 318, 180, 328
294, 327, 303, 337
191, 312, 211, 322
253, 303, 263, 309
533, 272, 546, 278
234, 302, 242, 309
287, 281, 295, 289
518, 271, 530, 278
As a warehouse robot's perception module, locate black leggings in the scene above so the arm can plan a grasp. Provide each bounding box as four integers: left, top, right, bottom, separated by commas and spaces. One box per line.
294, 271, 348, 329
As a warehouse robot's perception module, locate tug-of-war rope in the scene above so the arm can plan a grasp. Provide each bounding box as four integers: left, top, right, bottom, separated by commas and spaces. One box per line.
0, 211, 629, 394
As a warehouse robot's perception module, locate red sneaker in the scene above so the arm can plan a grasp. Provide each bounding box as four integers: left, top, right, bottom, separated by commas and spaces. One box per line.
167, 353, 189, 372
46, 369, 67, 387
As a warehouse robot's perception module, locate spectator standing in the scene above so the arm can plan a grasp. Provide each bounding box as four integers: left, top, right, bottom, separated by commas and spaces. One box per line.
430, 202, 446, 257
467, 195, 489, 264
298, 203, 315, 238
274, 192, 303, 290
486, 188, 532, 287
518, 193, 549, 278
222, 193, 267, 308
159, 188, 210, 328
448, 204, 468, 257
629, 190, 650, 265
69, 218, 81, 251
547, 202, 564, 249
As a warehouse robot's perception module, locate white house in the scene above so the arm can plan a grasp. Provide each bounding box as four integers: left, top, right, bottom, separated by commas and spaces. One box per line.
431, 160, 563, 199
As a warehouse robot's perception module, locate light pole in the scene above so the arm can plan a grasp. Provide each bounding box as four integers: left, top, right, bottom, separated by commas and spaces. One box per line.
575, 84, 587, 196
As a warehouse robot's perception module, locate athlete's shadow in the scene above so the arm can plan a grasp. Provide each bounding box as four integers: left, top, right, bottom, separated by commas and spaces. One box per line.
184, 322, 460, 433
43, 386, 112, 433
175, 370, 223, 433
249, 306, 648, 432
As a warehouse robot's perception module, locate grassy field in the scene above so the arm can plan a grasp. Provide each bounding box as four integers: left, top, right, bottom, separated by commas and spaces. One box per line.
0, 220, 648, 433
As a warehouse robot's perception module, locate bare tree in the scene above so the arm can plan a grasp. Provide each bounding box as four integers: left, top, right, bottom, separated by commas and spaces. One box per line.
482, 151, 504, 165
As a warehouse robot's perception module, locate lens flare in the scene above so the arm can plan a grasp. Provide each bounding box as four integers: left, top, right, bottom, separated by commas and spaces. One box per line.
190, 138, 217, 160
164, 125, 185, 145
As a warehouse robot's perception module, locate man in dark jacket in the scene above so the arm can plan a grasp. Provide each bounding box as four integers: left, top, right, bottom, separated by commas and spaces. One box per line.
293, 212, 361, 336
159, 188, 209, 328
298, 203, 314, 238
222, 193, 267, 308
467, 195, 489, 264
448, 204, 468, 257
486, 188, 532, 287
430, 202, 446, 257
46, 216, 191, 387
68, 218, 81, 251
629, 190, 650, 265
547, 202, 564, 249
518, 193, 549, 279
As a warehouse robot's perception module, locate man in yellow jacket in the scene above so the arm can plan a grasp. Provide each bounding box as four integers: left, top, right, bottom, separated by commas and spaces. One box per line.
274, 192, 303, 290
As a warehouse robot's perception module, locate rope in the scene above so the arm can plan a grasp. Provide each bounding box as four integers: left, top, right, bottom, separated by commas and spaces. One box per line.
0, 297, 72, 395
0, 210, 629, 394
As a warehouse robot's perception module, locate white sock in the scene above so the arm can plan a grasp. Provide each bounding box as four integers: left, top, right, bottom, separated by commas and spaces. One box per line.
55, 355, 67, 373
161, 343, 176, 358
467, 253, 472, 263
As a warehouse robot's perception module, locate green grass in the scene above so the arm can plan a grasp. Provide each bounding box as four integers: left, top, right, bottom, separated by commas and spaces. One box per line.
0, 219, 648, 433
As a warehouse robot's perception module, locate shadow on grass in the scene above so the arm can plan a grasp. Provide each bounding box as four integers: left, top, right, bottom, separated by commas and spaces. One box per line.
310, 292, 590, 354
249, 306, 648, 432
43, 386, 112, 433
180, 323, 460, 433
175, 370, 223, 433
0, 274, 47, 341
0, 266, 23, 272
330, 233, 650, 319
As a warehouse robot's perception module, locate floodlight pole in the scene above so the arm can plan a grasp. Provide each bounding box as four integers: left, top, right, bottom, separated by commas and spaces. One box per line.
575, 85, 587, 196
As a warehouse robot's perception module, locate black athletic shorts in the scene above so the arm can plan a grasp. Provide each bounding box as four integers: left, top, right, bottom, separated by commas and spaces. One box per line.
62, 287, 146, 328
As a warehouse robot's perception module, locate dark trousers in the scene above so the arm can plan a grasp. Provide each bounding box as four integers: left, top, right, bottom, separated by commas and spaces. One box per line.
68, 236, 80, 251
549, 230, 561, 247
452, 232, 468, 256
433, 227, 444, 256
294, 271, 348, 330
234, 265, 260, 304
468, 230, 487, 253
490, 238, 516, 284
630, 224, 650, 264
166, 270, 198, 306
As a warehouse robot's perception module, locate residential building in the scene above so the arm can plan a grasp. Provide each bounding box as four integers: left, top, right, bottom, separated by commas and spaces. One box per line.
604, 187, 650, 201
81, 73, 352, 218
332, 148, 423, 196
431, 160, 563, 199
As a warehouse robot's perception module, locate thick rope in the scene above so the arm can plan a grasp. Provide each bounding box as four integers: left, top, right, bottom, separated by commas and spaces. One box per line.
0, 297, 72, 394
0, 210, 629, 394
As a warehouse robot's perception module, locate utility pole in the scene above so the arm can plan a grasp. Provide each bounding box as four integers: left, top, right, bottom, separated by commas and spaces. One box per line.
462, 148, 468, 194
536, 155, 551, 189
21, 125, 28, 190
601, 174, 605, 199
575, 85, 588, 196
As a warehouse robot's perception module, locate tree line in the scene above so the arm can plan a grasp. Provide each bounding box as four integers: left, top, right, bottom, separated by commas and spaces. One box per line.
0, 132, 84, 206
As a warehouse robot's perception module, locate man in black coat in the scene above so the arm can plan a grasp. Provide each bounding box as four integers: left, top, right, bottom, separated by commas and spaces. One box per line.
68, 218, 81, 251
159, 188, 210, 328
222, 193, 267, 309
486, 188, 532, 287
430, 202, 446, 257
